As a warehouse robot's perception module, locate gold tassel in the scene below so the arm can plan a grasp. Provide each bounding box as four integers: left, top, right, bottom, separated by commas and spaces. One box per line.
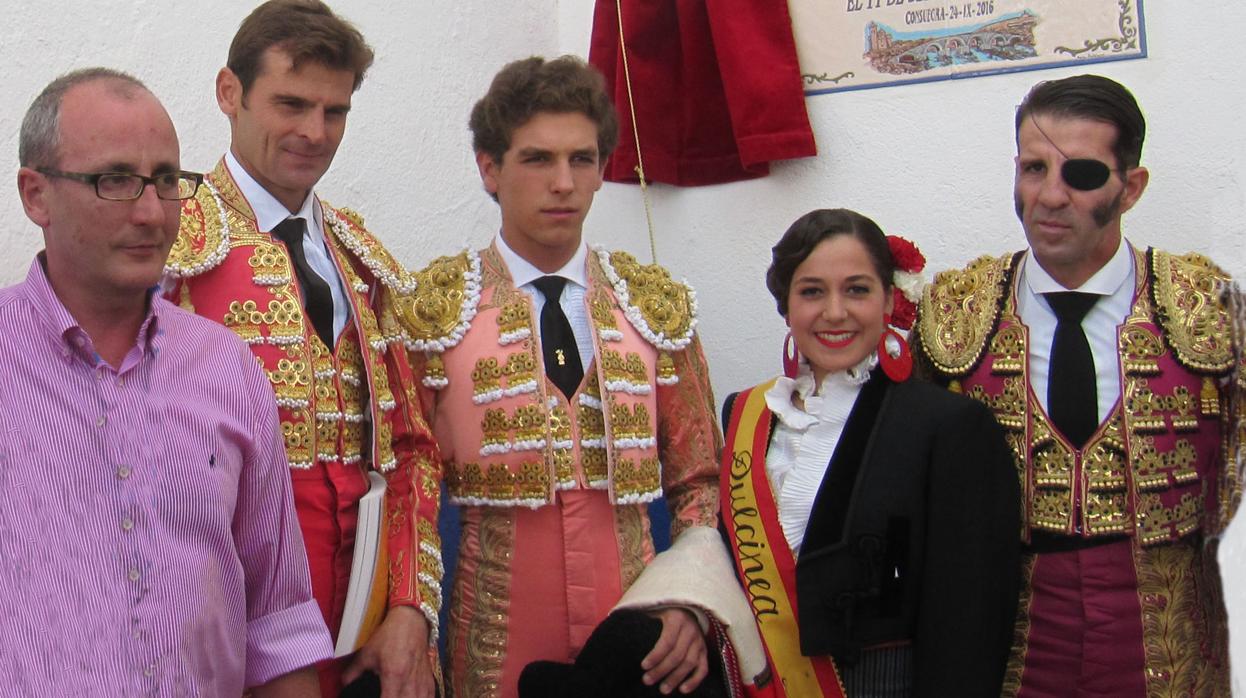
1201, 376, 1220, 417
426, 353, 446, 381
657, 352, 677, 383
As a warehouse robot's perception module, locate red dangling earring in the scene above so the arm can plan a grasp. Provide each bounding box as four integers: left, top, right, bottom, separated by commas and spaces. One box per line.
783, 332, 800, 379
878, 314, 912, 382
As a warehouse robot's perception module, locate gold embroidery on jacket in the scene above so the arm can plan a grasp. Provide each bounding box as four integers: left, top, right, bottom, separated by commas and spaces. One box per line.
511, 405, 546, 446
989, 325, 1025, 374
615, 504, 651, 593
281, 410, 314, 466
613, 456, 662, 500
503, 352, 538, 391
917, 253, 1011, 375
448, 461, 552, 503
1121, 325, 1164, 375
968, 376, 1025, 430
224, 298, 303, 345
582, 447, 608, 485
605, 250, 696, 344
457, 509, 512, 698
1134, 542, 1227, 696
1150, 250, 1233, 373
591, 297, 622, 340
472, 358, 504, 402
1000, 554, 1038, 698
399, 251, 476, 344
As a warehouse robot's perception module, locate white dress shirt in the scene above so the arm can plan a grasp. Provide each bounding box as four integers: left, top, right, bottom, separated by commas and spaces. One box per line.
495, 234, 595, 371
763, 353, 876, 554
1016, 238, 1135, 424
225, 151, 351, 343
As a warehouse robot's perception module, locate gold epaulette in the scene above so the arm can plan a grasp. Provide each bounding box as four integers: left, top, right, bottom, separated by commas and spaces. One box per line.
1150, 249, 1233, 374
322, 203, 416, 295
165, 182, 232, 278
335, 206, 367, 230
916, 252, 1016, 376
394, 250, 482, 352
594, 247, 697, 352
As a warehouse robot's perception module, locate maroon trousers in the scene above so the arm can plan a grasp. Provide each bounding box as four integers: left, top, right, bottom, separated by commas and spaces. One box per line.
1018, 540, 1148, 697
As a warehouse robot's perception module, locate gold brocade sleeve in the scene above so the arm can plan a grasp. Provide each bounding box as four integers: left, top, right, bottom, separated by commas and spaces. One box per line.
401, 349, 446, 643
378, 288, 444, 642
656, 334, 722, 536
1216, 283, 1246, 536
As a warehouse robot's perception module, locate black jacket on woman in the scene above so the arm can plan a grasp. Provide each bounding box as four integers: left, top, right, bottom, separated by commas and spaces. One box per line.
722, 369, 1020, 697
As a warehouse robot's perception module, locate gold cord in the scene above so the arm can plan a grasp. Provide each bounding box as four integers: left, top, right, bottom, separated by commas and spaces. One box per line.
615, 0, 659, 264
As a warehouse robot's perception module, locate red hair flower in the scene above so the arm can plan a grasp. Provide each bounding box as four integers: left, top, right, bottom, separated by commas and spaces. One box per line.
888, 235, 926, 274
886, 235, 927, 331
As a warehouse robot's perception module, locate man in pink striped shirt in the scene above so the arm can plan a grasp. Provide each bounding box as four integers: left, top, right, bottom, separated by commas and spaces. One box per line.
0, 68, 332, 695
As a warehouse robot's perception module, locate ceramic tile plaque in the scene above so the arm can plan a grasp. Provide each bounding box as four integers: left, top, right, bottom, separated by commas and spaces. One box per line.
793, 0, 1146, 94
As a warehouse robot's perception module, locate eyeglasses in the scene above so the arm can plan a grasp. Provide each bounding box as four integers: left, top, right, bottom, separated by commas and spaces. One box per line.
36, 168, 203, 201
1025, 114, 1115, 191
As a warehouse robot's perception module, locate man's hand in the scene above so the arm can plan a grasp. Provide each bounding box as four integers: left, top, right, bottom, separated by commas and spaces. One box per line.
342, 605, 436, 698
251, 666, 320, 698
641, 607, 709, 695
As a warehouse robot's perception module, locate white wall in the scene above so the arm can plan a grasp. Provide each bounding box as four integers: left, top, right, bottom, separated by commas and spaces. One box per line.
2, 0, 1245, 691
0, 0, 559, 281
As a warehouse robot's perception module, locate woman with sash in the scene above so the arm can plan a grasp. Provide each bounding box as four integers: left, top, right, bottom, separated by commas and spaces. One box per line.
720, 209, 1019, 697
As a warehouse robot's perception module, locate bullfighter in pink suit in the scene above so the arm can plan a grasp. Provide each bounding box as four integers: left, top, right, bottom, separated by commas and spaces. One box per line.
397, 56, 723, 698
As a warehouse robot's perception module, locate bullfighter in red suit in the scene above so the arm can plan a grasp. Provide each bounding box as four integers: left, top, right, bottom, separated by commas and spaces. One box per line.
162, 2, 441, 696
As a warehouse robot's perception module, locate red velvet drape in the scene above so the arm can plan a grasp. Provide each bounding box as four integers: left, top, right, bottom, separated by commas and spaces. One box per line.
589, 0, 817, 186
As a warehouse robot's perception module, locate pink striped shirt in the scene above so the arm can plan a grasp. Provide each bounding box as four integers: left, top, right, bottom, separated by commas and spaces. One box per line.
0, 258, 332, 695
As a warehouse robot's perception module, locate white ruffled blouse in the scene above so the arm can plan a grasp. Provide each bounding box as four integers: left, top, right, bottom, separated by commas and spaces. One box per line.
763, 353, 877, 554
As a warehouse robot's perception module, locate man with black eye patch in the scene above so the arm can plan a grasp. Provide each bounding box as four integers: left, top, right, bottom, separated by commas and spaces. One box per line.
912, 74, 1238, 696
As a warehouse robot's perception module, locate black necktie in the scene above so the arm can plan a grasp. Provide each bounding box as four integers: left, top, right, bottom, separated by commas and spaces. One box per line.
272, 217, 335, 348
533, 276, 584, 399
1045, 291, 1099, 449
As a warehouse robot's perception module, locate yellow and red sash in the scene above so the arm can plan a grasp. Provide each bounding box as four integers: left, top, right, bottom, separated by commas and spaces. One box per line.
721, 381, 846, 698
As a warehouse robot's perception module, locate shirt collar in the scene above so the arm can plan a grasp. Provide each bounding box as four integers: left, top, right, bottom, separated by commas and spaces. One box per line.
23, 255, 163, 361
494, 232, 589, 290
1023, 237, 1133, 297
225, 150, 321, 235
763, 352, 876, 430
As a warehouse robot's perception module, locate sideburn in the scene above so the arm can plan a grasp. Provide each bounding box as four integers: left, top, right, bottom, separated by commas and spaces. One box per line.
1092, 188, 1124, 228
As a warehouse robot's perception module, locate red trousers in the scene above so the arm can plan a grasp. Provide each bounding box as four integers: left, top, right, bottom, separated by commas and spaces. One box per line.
292, 463, 368, 697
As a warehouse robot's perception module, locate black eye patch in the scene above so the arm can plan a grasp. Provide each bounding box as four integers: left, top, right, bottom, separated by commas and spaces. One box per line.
1061, 158, 1112, 191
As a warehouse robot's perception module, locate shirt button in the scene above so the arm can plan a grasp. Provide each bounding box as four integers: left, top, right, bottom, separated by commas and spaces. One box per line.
117, 465, 131, 480
96, 415, 107, 428
117, 376, 126, 388
121, 517, 134, 532
128, 568, 141, 582
142, 664, 155, 677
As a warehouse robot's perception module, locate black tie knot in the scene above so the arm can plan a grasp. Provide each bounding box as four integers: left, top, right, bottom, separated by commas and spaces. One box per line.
533, 275, 568, 302
1044, 291, 1099, 324
272, 217, 305, 245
